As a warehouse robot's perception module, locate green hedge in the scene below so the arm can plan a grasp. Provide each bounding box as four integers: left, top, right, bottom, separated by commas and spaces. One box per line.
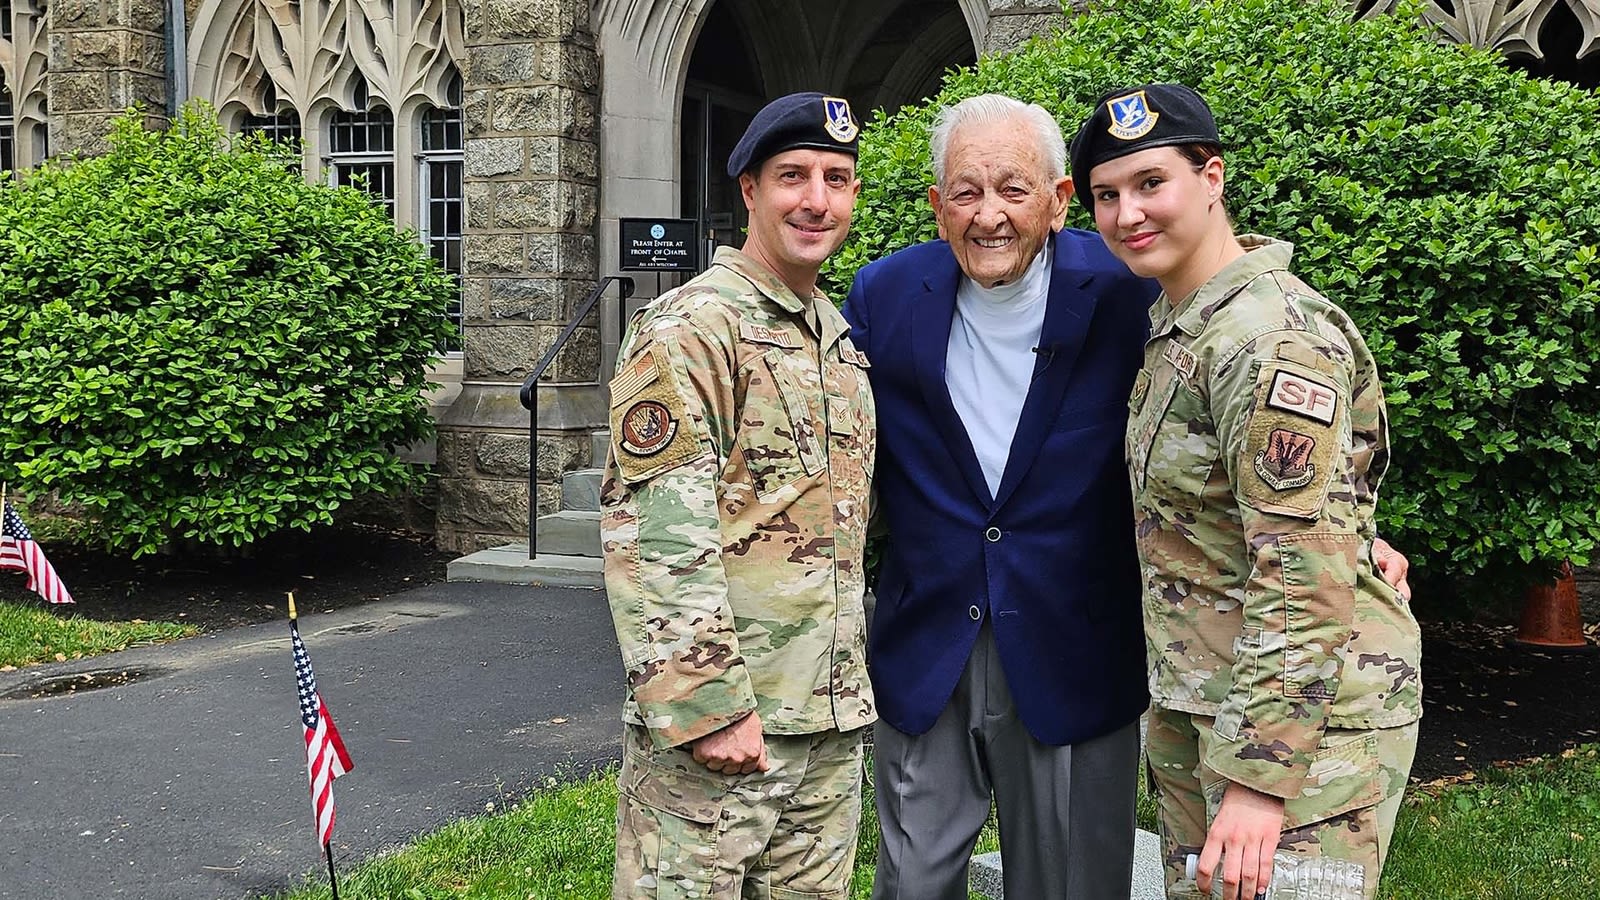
0, 106, 457, 556
824, 0, 1600, 591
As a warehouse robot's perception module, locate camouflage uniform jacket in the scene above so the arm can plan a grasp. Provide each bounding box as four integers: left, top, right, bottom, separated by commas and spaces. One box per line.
1126, 236, 1422, 799
600, 247, 877, 750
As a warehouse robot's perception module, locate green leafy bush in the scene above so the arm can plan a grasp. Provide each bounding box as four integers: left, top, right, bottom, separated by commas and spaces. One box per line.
0, 105, 457, 556
825, 0, 1600, 590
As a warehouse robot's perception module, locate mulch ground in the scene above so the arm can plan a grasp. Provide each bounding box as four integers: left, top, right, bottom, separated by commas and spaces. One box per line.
0, 523, 454, 633
2, 525, 1596, 783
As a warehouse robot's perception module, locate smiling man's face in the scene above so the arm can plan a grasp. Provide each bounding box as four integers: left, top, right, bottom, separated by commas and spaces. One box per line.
739, 148, 860, 296
930, 118, 1071, 289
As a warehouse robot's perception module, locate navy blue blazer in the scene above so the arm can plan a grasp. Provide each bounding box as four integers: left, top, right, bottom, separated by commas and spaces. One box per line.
842, 229, 1158, 746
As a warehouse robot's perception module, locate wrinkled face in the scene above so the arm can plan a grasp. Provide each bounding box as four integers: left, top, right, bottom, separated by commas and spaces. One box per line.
1088, 145, 1225, 294
739, 148, 860, 292
930, 119, 1071, 289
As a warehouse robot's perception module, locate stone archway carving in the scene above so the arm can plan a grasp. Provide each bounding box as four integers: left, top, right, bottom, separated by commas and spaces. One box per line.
189, 0, 464, 123
1359, 0, 1600, 59
1, 0, 48, 169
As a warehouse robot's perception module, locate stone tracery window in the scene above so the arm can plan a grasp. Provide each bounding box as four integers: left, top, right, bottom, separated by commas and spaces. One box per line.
239, 81, 303, 146
0, 0, 46, 171
328, 77, 397, 214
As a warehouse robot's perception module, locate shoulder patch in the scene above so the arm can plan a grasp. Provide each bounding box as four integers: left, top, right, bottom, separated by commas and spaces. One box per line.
1265, 369, 1338, 425
607, 346, 704, 483
610, 349, 661, 405
840, 341, 871, 368
1253, 428, 1319, 491
739, 320, 802, 349
618, 400, 678, 456
1240, 361, 1345, 519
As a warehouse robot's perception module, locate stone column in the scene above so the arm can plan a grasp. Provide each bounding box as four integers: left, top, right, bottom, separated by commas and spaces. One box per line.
982, 0, 1071, 53
47, 0, 167, 155
437, 0, 603, 554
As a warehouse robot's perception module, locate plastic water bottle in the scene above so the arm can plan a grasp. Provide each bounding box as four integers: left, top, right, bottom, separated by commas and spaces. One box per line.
1184, 851, 1366, 899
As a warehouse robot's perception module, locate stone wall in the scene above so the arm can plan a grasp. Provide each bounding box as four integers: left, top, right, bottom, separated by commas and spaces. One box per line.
48, 0, 168, 154
437, 0, 603, 554
981, 0, 1072, 53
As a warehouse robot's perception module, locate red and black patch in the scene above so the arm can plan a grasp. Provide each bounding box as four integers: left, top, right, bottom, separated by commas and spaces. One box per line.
619, 400, 678, 457
1253, 428, 1317, 491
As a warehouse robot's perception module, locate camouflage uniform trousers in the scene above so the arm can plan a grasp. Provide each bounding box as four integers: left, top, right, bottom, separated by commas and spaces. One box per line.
1145, 706, 1418, 900
612, 723, 864, 899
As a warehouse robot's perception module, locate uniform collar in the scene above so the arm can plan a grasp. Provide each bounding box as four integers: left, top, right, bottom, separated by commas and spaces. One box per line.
712, 246, 813, 314
710, 246, 850, 350
1157, 235, 1293, 338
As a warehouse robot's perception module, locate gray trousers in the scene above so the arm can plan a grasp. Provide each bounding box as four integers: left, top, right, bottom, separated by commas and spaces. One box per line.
871, 625, 1140, 900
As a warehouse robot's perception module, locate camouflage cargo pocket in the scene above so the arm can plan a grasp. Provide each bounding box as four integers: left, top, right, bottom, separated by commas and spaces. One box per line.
1282, 728, 1383, 832
1277, 533, 1359, 702
615, 741, 726, 898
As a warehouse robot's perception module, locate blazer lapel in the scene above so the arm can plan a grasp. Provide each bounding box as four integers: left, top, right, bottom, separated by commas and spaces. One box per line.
991, 236, 1101, 511
914, 249, 994, 509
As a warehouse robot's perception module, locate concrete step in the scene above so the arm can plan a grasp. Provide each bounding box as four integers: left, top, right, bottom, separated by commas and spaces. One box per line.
562, 468, 604, 512
446, 543, 604, 589
970, 829, 1165, 899
535, 509, 602, 558
590, 429, 610, 468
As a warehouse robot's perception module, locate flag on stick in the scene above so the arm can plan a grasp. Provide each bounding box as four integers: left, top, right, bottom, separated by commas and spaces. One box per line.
289, 593, 353, 850
0, 499, 74, 605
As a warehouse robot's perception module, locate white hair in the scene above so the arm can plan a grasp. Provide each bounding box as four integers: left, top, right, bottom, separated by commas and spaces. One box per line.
929, 94, 1067, 188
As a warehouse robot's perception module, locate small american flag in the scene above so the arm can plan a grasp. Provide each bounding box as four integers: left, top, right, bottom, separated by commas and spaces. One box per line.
292, 620, 353, 848
0, 501, 73, 605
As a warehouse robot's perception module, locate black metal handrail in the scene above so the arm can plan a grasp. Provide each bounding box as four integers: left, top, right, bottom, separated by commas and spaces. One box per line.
518, 275, 636, 559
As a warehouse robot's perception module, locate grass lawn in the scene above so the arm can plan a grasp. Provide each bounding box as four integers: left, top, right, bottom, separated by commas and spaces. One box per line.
0, 600, 197, 668
270, 747, 1600, 900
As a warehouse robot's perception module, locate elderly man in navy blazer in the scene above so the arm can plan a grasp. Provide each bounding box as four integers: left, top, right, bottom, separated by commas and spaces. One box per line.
842, 93, 1154, 900
844, 93, 1415, 900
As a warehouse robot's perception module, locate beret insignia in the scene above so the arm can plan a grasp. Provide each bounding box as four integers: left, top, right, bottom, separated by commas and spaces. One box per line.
1107, 90, 1160, 141
824, 96, 859, 143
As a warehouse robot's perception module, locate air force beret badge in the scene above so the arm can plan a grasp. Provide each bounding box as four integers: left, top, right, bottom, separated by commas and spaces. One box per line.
1107, 90, 1159, 140
824, 96, 859, 143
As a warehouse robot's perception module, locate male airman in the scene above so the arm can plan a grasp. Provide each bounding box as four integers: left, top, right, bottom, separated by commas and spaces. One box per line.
602, 91, 876, 899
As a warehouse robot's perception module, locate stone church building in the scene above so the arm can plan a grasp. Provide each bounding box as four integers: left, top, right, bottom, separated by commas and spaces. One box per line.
1, 0, 1594, 559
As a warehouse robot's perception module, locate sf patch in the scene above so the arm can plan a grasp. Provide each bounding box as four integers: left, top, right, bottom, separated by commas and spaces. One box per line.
608, 346, 702, 483
1266, 370, 1338, 425
1240, 360, 1344, 519
619, 400, 677, 456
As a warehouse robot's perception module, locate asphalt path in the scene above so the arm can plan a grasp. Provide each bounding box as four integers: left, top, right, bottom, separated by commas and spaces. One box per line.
0, 582, 624, 899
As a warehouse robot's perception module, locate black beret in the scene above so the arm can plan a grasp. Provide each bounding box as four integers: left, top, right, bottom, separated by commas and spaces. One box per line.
1069, 83, 1220, 209
726, 92, 861, 178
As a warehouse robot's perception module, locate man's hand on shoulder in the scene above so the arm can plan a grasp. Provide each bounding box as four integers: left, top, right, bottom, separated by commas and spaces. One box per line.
690, 711, 769, 775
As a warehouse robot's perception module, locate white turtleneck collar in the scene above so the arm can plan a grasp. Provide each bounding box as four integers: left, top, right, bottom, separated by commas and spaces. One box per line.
945, 241, 1053, 498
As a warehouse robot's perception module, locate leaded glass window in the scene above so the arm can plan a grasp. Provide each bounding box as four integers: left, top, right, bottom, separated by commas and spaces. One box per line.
419, 73, 463, 348
328, 78, 396, 214
240, 81, 302, 146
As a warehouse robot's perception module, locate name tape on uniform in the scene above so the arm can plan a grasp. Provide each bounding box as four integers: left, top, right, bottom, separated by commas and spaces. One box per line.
739, 321, 801, 348
1266, 370, 1338, 425
1164, 341, 1197, 380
